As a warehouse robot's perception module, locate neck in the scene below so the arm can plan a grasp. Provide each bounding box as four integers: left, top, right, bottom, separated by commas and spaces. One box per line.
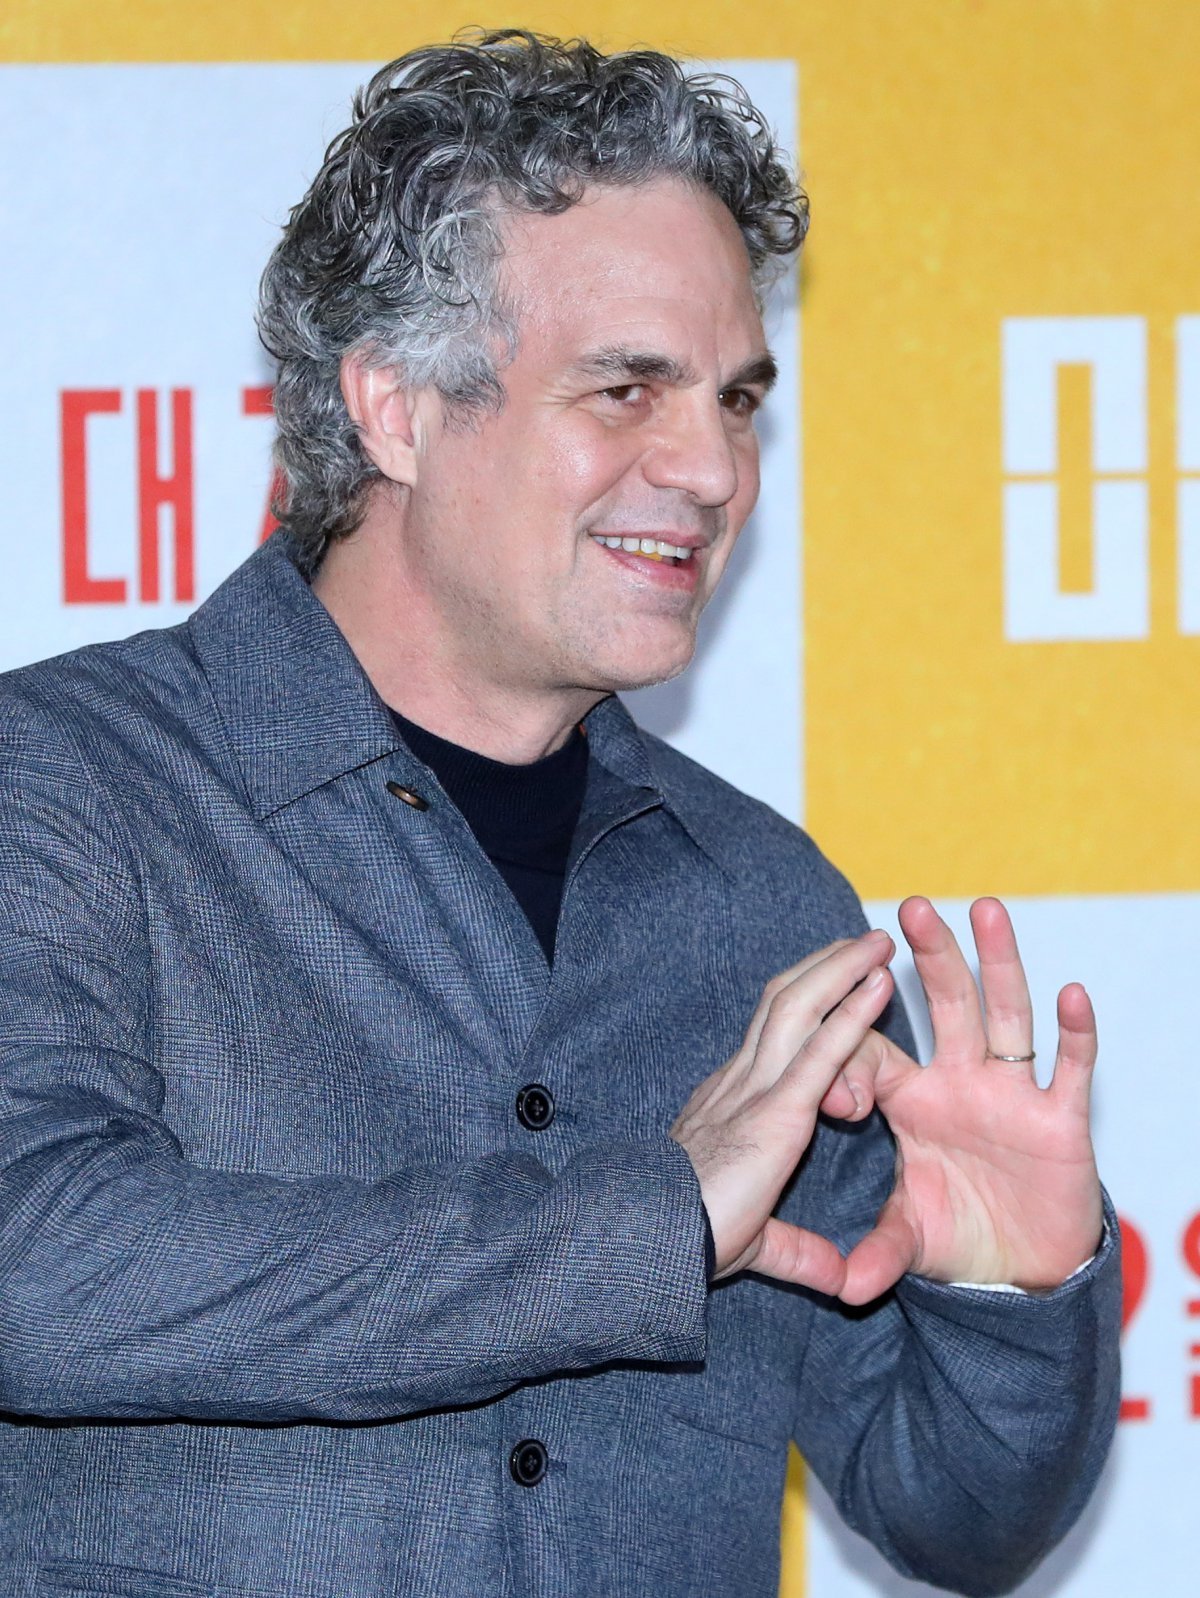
310, 512, 603, 765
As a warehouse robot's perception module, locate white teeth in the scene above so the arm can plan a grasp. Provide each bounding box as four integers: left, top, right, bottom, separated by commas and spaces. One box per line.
591, 534, 694, 560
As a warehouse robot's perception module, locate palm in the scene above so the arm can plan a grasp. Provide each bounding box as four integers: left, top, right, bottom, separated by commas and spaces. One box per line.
840, 898, 1103, 1305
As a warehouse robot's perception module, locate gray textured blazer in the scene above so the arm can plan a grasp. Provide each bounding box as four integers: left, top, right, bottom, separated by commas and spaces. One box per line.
0, 537, 1120, 1598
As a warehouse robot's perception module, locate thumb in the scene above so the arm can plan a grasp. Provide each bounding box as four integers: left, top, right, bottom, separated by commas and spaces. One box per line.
840, 1200, 919, 1306
726, 1217, 848, 1295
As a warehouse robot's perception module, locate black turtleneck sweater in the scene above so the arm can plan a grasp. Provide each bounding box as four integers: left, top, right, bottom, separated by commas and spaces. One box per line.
390, 708, 589, 964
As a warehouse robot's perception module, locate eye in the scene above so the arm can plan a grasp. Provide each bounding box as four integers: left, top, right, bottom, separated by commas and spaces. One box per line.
599, 384, 650, 406
719, 387, 763, 417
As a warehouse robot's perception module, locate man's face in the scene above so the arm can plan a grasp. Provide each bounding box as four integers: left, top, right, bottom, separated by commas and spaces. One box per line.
396, 177, 774, 699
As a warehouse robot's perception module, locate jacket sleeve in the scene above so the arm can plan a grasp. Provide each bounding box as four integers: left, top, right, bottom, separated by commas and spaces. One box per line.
790, 990, 1122, 1598
0, 694, 708, 1424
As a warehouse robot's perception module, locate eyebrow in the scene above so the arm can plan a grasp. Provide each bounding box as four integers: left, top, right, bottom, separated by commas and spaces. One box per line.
569, 345, 779, 394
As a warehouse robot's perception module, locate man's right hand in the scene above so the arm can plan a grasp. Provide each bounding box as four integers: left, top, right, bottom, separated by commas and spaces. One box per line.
670, 930, 895, 1293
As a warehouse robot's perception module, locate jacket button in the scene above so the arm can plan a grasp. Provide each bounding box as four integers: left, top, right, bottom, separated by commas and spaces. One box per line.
509, 1438, 548, 1487
515, 1083, 555, 1131
385, 781, 429, 811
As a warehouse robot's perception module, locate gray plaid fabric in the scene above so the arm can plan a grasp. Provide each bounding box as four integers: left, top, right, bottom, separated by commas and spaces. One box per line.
0, 537, 1120, 1598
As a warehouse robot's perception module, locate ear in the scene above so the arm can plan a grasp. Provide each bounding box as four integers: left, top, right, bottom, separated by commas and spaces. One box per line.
339, 352, 429, 489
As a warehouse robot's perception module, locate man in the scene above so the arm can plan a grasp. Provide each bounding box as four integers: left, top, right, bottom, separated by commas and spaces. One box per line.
0, 31, 1118, 1598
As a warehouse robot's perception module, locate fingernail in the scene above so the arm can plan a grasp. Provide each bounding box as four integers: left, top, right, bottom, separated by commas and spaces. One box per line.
865, 968, 888, 991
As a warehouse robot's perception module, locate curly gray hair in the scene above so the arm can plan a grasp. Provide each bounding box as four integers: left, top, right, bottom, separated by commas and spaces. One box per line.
256, 29, 808, 572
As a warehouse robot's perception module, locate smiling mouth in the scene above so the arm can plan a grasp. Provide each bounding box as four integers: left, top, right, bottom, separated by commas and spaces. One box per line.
588, 534, 696, 564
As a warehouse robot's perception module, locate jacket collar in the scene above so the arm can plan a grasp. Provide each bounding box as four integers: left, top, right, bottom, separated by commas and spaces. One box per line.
187, 535, 402, 820
186, 533, 727, 870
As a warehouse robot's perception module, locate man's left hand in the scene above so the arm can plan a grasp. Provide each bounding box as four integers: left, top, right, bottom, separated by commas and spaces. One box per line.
827, 896, 1104, 1306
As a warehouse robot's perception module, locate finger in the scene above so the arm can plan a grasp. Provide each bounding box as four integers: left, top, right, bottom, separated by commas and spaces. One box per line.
817, 1071, 859, 1121
1048, 981, 1097, 1112
684, 934, 893, 1122
840, 1201, 920, 1306
898, 896, 985, 1064
732, 1217, 848, 1295
970, 897, 1034, 1068
749, 935, 894, 1092
818, 1026, 922, 1121
776, 965, 895, 1110
740, 932, 890, 1063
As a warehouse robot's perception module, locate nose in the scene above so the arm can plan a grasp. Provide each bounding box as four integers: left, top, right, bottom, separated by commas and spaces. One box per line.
641, 393, 744, 508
